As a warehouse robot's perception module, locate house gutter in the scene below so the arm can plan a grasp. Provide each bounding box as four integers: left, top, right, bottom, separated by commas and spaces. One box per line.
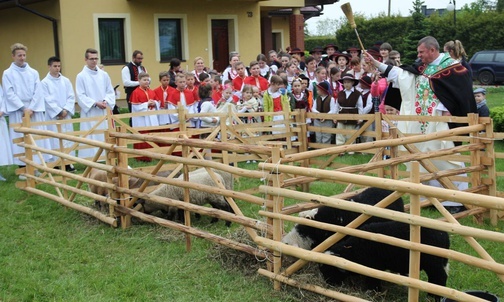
14, 0, 60, 58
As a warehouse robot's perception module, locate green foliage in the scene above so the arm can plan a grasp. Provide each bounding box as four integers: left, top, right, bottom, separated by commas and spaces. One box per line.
490, 106, 504, 132
328, 1, 504, 62
304, 37, 337, 53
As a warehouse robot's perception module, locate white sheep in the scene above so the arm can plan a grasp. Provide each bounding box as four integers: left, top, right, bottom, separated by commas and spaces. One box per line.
139, 167, 234, 226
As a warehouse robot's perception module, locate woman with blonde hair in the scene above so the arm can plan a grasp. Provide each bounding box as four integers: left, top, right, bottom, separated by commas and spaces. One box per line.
191, 56, 207, 86
444, 40, 472, 79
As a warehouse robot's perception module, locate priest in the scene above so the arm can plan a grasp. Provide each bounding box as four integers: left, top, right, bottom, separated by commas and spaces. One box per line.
365, 36, 477, 213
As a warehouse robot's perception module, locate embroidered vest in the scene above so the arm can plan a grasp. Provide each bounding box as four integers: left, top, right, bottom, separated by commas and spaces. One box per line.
338, 90, 360, 124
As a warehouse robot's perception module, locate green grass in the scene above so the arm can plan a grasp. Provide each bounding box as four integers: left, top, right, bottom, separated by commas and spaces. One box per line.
482, 86, 504, 109
2, 96, 504, 301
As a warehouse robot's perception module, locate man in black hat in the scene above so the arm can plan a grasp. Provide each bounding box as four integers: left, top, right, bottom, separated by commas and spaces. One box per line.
310, 46, 325, 66
364, 35, 477, 214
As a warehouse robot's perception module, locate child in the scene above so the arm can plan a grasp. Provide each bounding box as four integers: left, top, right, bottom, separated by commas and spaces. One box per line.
311, 66, 329, 100
252, 85, 263, 113
236, 84, 259, 123
334, 74, 364, 148
473, 88, 490, 117
347, 56, 363, 80
243, 61, 269, 95
211, 75, 223, 105
166, 73, 197, 129
311, 81, 335, 144
130, 72, 160, 161
332, 52, 350, 73
216, 84, 235, 126
329, 67, 342, 100
153, 71, 171, 125
263, 75, 290, 127
358, 76, 374, 143
257, 53, 271, 80
285, 62, 298, 88
185, 71, 199, 102
303, 55, 317, 84
198, 83, 219, 132
381, 103, 399, 160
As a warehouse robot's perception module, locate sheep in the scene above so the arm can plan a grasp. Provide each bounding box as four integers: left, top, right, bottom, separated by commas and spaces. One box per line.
139, 167, 234, 226
319, 221, 450, 302
281, 187, 405, 249
87, 168, 175, 209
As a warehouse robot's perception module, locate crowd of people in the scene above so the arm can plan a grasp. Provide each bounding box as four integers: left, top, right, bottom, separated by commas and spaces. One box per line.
0, 37, 490, 209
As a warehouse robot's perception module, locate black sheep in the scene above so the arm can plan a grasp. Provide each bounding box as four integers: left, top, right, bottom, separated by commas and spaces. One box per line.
319, 221, 450, 301
282, 187, 405, 249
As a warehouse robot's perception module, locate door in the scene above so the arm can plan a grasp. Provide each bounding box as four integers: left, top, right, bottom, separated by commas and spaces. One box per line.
212, 20, 229, 73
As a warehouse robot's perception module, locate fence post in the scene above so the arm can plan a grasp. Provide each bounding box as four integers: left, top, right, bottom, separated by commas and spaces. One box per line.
389, 127, 399, 180
57, 123, 68, 200
297, 109, 310, 192
375, 112, 385, 178
182, 135, 192, 252
117, 126, 131, 228
264, 143, 284, 290
22, 113, 35, 188
408, 161, 421, 301
483, 116, 499, 225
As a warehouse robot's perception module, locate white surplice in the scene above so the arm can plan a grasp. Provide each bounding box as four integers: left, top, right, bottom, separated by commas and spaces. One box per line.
41, 72, 76, 157
75, 66, 115, 159
2, 62, 52, 165
0, 86, 13, 166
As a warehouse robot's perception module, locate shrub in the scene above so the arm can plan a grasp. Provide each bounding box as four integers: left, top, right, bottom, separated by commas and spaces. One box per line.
490, 106, 504, 132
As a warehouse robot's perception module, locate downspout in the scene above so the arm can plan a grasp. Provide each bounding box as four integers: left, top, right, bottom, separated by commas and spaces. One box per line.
14, 0, 60, 58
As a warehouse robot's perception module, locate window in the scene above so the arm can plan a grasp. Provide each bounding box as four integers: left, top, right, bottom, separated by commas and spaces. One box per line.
98, 18, 126, 64
473, 53, 494, 63
158, 19, 182, 61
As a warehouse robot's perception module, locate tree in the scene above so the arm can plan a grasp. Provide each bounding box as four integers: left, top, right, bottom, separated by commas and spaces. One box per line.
314, 18, 340, 37
399, 0, 429, 64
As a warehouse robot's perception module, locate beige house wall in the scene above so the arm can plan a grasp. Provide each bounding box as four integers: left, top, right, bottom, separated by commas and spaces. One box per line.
1, 0, 265, 89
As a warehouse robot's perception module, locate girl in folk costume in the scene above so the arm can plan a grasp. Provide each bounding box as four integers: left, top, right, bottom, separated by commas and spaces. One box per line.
257, 54, 272, 80
347, 56, 363, 80
222, 54, 244, 83
334, 74, 364, 147
191, 56, 207, 86
285, 62, 299, 89
236, 84, 259, 124
166, 73, 198, 129
263, 75, 290, 135
231, 61, 248, 99
0, 86, 13, 181
215, 84, 236, 126
153, 71, 171, 125
329, 67, 343, 100
210, 75, 224, 105
303, 55, 317, 89
290, 54, 304, 75
311, 66, 330, 101
289, 78, 311, 112
197, 83, 219, 159
243, 61, 269, 97
130, 72, 160, 162
278, 53, 291, 74
185, 71, 200, 103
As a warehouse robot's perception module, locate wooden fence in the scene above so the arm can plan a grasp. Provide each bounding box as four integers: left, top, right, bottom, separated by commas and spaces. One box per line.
10, 108, 504, 301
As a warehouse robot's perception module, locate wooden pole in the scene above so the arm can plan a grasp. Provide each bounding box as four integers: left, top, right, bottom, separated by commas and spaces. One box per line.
56, 123, 68, 200
281, 123, 484, 163
258, 163, 504, 211
257, 269, 368, 302
117, 126, 131, 228
389, 127, 399, 180
408, 162, 421, 302
260, 210, 504, 275
254, 236, 489, 302
182, 133, 192, 252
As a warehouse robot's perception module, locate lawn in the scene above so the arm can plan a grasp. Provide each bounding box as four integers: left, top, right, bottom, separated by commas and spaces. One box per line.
1, 87, 504, 301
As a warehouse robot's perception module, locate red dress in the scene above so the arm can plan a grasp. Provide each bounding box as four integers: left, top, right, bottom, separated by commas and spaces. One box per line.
130, 87, 160, 162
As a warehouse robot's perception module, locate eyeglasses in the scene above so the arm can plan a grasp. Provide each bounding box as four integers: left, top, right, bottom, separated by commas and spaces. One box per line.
87, 58, 99, 61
